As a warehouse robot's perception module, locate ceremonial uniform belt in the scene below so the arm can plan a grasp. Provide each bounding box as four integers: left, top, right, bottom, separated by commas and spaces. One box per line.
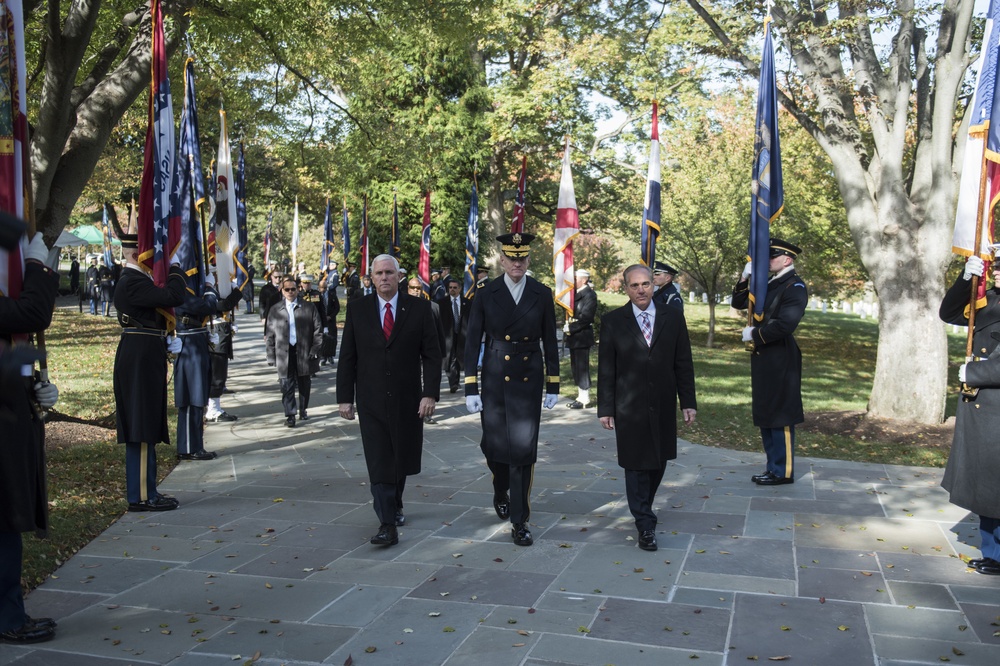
176, 327, 209, 336
179, 315, 208, 326
488, 339, 540, 354
121, 328, 167, 338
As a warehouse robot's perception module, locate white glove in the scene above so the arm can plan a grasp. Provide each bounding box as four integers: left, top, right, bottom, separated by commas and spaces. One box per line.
543, 393, 558, 409
959, 363, 968, 383
964, 256, 986, 280
209, 331, 220, 346
24, 233, 48, 264
34, 381, 58, 408
166, 336, 182, 354
741, 326, 754, 343
741, 261, 752, 280
466, 396, 483, 413
323, 327, 329, 334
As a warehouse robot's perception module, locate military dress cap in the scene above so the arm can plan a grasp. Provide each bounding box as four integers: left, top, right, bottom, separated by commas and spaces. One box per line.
575, 269, 590, 278
475, 264, 489, 274
652, 261, 678, 275
300, 274, 314, 283
496, 232, 535, 257
431, 268, 442, 276
769, 238, 802, 258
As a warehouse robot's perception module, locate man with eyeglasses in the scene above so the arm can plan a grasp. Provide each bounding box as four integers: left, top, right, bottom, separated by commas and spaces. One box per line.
464, 233, 559, 547
265, 277, 323, 427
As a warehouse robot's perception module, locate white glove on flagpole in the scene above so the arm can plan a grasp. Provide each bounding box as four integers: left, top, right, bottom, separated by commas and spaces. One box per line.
741, 261, 752, 280
166, 336, 182, 354
959, 363, 968, 384
964, 256, 985, 280
741, 326, 754, 343
466, 396, 483, 413
34, 381, 59, 409
543, 394, 558, 409
24, 233, 49, 264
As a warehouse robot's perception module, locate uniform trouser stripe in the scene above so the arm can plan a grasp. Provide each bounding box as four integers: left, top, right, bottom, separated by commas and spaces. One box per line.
126, 442, 158, 503
783, 427, 793, 479
760, 426, 795, 480
139, 442, 149, 501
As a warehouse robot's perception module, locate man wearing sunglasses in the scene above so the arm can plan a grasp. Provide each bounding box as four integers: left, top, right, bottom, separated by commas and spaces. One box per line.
265, 277, 323, 427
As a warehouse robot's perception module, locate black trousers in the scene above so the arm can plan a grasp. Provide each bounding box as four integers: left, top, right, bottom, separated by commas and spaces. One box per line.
280, 344, 311, 417
445, 338, 464, 390
487, 459, 533, 524
624, 464, 667, 532
209, 354, 229, 398
176, 406, 205, 455
371, 478, 406, 526
125, 441, 158, 504
569, 347, 591, 390
0, 532, 25, 631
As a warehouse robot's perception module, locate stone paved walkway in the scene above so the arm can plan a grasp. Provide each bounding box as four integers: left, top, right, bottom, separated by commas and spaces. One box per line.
4, 313, 1000, 666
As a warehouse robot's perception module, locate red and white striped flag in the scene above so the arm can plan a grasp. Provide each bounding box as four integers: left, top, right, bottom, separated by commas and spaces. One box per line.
553, 136, 579, 316
0, 0, 29, 299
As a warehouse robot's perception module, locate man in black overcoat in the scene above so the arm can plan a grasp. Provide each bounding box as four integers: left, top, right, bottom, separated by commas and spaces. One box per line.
258, 268, 283, 326
731, 238, 808, 486
113, 233, 187, 511
565, 268, 597, 409
344, 261, 362, 301
242, 263, 256, 314
598, 264, 697, 551
436, 277, 470, 393
464, 233, 560, 547
266, 276, 324, 426
939, 253, 1000, 575
0, 232, 60, 644
337, 255, 441, 547
85, 257, 100, 314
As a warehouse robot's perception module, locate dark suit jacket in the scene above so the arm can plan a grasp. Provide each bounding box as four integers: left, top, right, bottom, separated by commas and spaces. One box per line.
597, 303, 696, 470
265, 298, 324, 377
436, 294, 470, 358
337, 292, 442, 483
566, 285, 597, 349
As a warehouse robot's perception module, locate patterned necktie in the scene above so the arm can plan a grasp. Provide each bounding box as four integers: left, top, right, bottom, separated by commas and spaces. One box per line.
453, 298, 460, 332
640, 312, 651, 345
383, 302, 394, 340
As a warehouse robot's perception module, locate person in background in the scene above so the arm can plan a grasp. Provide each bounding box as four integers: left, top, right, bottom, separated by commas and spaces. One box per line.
258, 268, 283, 328
242, 263, 256, 314
652, 261, 683, 312
436, 277, 470, 394
266, 277, 323, 427
564, 268, 597, 409
0, 231, 60, 644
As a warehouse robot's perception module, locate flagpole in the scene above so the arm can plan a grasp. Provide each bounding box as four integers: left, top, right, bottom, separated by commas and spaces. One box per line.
962, 132, 991, 395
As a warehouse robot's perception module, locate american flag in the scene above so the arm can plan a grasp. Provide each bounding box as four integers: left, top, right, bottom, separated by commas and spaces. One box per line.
137, 0, 179, 323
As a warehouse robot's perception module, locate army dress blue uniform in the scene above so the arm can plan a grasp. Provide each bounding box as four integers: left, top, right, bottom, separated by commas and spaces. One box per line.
464, 235, 559, 540
113, 262, 187, 510
731, 240, 808, 484
174, 291, 216, 458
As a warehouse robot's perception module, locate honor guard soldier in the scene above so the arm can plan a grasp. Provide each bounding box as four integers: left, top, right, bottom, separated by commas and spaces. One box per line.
464, 233, 560, 546
113, 230, 187, 511
564, 268, 597, 408
174, 279, 243, 460
731, 238, 808, 486
939, 251, 1000, 575
652, 261, 683, 311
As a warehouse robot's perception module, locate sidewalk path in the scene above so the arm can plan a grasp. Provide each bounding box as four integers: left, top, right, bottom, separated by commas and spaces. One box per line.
7, 313, 1000, 666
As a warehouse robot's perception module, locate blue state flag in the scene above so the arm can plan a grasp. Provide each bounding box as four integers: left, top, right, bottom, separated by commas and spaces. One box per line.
640, 102, 660, 266
462, 180, 479, 299
341, 196, 350, 262
323, 197, 336, 284
175, 56, 206, 296
748, 21, 784, 322
234, 141, 249, 292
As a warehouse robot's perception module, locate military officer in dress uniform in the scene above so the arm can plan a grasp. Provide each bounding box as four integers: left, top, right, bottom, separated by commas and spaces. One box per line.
344, 261, 362, 301
464, 233, 560, 546
565, 268, 597, 409
652, 261, 684, 311
113, 232, 188, 511
939, 252, 1000, 575
731, 238, 808, 486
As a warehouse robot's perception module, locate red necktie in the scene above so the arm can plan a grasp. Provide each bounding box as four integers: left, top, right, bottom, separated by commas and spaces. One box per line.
383, 302, 394, 340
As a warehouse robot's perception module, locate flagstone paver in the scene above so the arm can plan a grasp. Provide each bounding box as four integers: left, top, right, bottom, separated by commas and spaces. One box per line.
8, 310, 1000, 666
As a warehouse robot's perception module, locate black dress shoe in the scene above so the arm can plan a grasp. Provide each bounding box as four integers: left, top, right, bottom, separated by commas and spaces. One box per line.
370, 524, 399, 546
512, 523, 533, 546
493, 493, 510, 520
0, 623, 55, 644
128, 495, 179, 512
967, 557, 987, 568
754, 471, 794, 486
222, 387, 235, 394
638, 529, 658, 551
299, 411, 309, 420
395, 512, 406, 527
449, 385, 458, 393
177, 450, 218, 461
974, 558, 1000, 575
27, 617, 57, 630
750, 470, 770, 482
208, 411, 238, 423
566, 400, 584, 409
285, 416, 296, 428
